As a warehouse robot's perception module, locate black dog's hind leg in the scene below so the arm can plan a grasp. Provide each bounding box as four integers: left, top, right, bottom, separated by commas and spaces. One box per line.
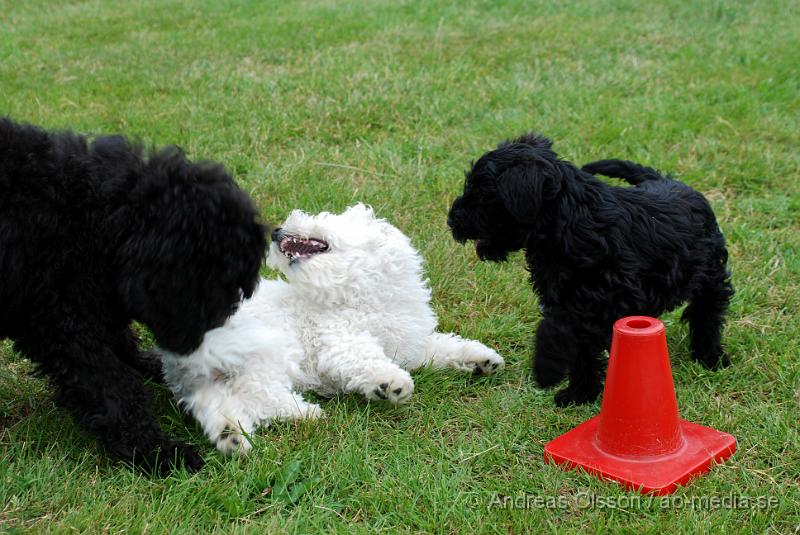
20, 333, 203, 474
534, 309, 607, 406
682, 269, 733, 369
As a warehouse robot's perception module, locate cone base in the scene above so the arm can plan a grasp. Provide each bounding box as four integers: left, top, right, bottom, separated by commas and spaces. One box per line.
544, 416, 736, 495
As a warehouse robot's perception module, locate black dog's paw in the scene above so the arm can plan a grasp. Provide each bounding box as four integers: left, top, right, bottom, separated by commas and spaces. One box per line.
170, 442, 205, 473
694, 350, 731, 370
146, 441, 205, 475
554, 384, 602, 407
534, 360, 567, 388
134, 350, 167, 384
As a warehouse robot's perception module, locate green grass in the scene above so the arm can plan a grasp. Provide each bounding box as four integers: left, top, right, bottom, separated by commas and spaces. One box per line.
1, 0, 798, 532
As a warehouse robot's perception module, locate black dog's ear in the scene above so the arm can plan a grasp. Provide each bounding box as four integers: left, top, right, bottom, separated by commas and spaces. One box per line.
493, 133, 560, 223
495, 164, 547, 223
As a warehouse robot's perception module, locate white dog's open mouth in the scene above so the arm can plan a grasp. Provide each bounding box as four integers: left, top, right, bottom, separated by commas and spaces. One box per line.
279, 235, 329, 262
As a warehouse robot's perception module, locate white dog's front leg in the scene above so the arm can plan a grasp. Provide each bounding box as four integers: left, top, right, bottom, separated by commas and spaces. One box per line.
422, 332, 505, 375
316, 330, 415, 404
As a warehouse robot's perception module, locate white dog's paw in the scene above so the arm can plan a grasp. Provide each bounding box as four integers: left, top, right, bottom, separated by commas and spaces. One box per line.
362, 368, 414, 405
215, 426, 253, 456
454, 344, 505, 376
274, 392, 325, 421
282, 401, 325, 421
303, 403, 325, 419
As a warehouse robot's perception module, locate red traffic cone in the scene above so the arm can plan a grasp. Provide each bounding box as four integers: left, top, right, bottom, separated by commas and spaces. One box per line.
544, 316, 736, 495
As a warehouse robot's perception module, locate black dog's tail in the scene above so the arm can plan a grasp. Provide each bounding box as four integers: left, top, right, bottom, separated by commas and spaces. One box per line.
581, 159, 666, 186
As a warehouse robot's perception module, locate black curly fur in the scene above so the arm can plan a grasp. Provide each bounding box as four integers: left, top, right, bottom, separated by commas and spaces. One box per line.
447, 133, 733, 407
0, 117, 267, 473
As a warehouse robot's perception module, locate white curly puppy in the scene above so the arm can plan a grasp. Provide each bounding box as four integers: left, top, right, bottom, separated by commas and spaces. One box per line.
159, 204, 504, 454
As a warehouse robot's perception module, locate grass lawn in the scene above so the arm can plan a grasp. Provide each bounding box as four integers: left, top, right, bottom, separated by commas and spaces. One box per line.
1, 0, 798, 532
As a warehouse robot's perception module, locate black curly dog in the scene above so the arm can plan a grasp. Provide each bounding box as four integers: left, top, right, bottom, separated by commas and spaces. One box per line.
447, 133, 732, 406
0, 118, 267, 473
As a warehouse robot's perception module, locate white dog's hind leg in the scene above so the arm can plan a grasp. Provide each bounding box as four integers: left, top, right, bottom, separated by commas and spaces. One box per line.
421, 332, 505, 375
253, 386, 324, 423
216, 378, 323, 455
180, 374, 323, 455
316, 331, 415, 405
179, 380, 257, 455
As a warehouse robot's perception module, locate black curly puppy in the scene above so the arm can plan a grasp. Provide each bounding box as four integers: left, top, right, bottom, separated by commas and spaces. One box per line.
447, 133, 732, 406
0, 118, 267, 473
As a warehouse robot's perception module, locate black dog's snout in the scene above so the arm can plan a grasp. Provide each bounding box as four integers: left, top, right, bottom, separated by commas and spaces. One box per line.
447, 198, 471, 243
447, 198, 463, 229
271, 227, 284, 242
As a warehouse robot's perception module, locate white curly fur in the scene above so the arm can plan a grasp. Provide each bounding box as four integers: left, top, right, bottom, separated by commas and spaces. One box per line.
159, 204, 504, 454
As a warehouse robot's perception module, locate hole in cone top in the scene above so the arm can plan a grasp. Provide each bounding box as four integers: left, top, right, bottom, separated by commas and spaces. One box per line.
615, 316, 664, 337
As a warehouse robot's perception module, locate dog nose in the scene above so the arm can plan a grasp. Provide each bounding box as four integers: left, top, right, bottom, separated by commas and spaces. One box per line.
271, 228, 284, 242
447, 201, 461, 229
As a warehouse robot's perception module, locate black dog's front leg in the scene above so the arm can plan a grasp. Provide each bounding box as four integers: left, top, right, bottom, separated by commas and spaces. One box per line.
113, 327, 166, 384
534, 309, 607, 407
20, 334, 203, 475
533, 310, 573, 388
